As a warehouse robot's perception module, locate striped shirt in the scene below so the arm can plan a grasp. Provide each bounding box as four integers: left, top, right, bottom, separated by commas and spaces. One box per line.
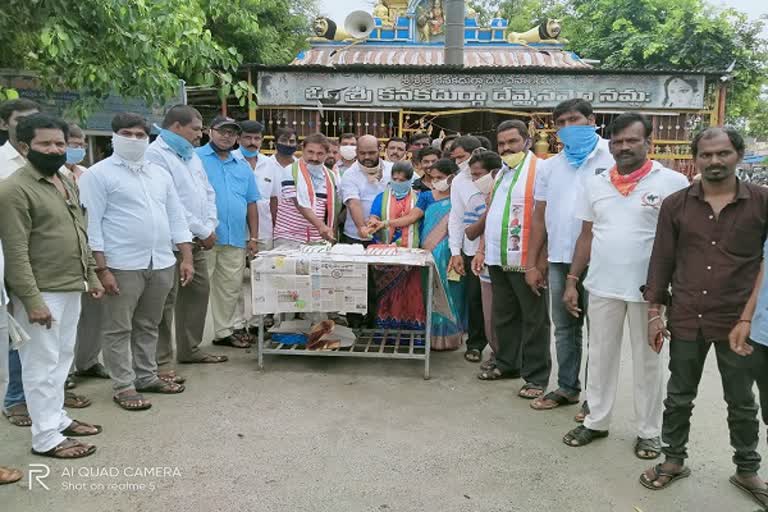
463, 191, 487, 256
273, 162, 330, 243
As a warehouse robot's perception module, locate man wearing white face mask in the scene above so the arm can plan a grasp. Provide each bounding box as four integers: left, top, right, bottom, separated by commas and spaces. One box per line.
447, 135, 488, 363
79, 113, 195, 411
336, 133, 357, 176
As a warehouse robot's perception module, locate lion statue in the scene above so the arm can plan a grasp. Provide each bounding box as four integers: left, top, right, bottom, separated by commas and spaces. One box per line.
506, 19, 566, 45
309, 16, 353, 41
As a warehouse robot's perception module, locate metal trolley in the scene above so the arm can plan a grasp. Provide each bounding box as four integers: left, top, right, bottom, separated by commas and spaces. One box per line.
254, 251, 436, 380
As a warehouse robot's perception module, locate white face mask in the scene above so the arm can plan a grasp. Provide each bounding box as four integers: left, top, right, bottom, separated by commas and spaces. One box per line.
112, 133, 148, 163
458, 159, 470, 173
433, 178, 451, 192
473, 172, 494, 195
339, 145, 357, 161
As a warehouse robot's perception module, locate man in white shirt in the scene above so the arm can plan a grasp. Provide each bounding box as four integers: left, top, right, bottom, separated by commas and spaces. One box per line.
146, 105, 227, 370
447, 135, 489, 362
527, 99, 616, 417
80, 113, 195, 410
341, 134, 392, 327
560, 113, 689, 456
480, 121, 551, 400
0, 98, 39, 428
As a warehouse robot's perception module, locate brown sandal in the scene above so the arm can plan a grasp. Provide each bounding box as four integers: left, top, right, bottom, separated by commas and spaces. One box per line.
518, 383, 545, 399
136, 380, 185, 394
639, 464, 691, 490
64, 391, 92, 409
3, 403, 32, 427
61, 419, 102, 437
113, 392, 152, 411
158, 369, 186, 384
0, 466, 23, 485
32, 438, 97, 459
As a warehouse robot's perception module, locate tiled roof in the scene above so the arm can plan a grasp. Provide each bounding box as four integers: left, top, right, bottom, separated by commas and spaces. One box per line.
291, 46, 592, 69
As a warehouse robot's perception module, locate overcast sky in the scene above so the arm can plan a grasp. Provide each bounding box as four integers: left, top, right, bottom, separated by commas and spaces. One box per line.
318, 0, 767, 35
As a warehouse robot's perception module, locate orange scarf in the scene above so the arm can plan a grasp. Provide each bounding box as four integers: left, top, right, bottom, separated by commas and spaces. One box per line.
609, 160, 653, 196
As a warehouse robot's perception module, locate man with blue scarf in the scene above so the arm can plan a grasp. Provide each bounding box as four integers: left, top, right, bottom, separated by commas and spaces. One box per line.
526, 99, 615, 419
146, 105, 228, 378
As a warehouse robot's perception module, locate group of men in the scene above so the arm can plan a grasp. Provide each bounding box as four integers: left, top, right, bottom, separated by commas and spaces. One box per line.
0, 95, 766, 509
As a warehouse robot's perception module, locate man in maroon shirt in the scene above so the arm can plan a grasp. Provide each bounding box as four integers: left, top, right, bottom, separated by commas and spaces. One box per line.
639, 127, 768, 508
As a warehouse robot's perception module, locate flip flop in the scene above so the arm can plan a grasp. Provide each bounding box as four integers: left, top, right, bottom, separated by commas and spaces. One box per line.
32, 438, 96, 459
61, 419, 103, 437
531, 391, 579, 410
639, 464, 691, 490
729, 475, 768, 509
179, 353, 229, 364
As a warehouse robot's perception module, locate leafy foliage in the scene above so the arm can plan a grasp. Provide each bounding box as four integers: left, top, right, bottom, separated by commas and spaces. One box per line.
0, 0, 313, 118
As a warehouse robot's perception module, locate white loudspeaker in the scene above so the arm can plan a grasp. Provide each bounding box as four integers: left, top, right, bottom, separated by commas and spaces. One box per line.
344, 11, 375, 39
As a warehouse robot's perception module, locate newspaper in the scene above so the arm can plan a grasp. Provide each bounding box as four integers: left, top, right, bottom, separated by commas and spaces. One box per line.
251, 252, 368, 314
250, 246, 450, 319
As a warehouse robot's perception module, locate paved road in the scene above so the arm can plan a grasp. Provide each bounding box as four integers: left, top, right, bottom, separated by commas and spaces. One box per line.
2, 337, 765, 512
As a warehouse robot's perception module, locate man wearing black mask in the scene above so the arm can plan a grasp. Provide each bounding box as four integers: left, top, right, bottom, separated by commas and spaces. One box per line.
0, 113, 104, 459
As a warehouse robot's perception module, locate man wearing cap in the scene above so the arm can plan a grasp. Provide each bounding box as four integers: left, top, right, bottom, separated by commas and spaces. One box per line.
197, 116, 260, 348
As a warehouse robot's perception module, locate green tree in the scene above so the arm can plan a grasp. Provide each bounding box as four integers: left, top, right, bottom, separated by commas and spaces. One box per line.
487, 0, 767, 122
746, 96, 768, 140
0, 0, 313, 118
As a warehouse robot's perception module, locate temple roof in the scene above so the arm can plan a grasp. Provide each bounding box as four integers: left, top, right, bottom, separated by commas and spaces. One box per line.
291, 45, 592, 69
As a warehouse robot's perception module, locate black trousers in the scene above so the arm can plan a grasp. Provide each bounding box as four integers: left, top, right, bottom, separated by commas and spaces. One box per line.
488, 266, 551, 387
748, 340, 768, 440
341, 234, 377, 328
662, 333, 761, 474
464, 253, 487, 352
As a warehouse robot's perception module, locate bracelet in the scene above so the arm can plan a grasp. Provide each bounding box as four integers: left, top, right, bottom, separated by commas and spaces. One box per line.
566, 274, 580, 282
737, 319, 752, 324
648, 315, 662, 324
249, 237, 259, 242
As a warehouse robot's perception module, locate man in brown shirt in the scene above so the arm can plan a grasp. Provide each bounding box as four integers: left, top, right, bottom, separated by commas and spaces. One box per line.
0, 114, 104, 459
639, 127, 768, 506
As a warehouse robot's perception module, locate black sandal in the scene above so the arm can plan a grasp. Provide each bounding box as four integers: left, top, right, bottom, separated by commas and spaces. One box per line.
518, 383, 545, 399
32, 438, 96, 459
113, 392, 152, 411
639, 464, 691, 490
464, 349, 481, 362
136, 380, 185, 394
563, 425, 609, 447
477, 366, 519, 381
61, 419, 102, 437
635, 436, 662, 459
212, 335, 250, 348
531, 391, 579, 410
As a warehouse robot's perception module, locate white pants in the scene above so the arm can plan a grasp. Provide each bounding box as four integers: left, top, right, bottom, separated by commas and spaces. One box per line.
13, 292, 81, 452
0, 305, 8, 408
206, 245, 247, 339
583, 295, 664, 439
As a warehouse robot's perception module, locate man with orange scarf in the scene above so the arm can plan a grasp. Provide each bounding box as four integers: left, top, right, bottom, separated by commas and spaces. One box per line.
560, 113, 688, 458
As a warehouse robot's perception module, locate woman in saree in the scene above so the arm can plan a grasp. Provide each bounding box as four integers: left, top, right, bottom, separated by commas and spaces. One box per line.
367, 162, 425, 331
370, 158, 465, 350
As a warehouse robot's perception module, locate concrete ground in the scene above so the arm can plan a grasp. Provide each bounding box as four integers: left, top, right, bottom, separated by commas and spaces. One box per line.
1, 335, 766, 512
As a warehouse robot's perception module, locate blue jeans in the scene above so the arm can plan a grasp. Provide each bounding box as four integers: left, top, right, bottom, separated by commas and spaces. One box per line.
4, 349, 26, 410
548, 263, 588, 396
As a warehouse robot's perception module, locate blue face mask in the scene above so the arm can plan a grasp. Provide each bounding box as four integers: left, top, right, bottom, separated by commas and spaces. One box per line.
557, 125, 599, 168
239, 146, 259, 158
160, 129, 194, 161
390, 180, 412, 199
66, 146, 86, 165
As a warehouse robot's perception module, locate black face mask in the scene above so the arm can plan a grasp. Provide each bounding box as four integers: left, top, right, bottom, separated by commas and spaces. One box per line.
26, 149, 66, 176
